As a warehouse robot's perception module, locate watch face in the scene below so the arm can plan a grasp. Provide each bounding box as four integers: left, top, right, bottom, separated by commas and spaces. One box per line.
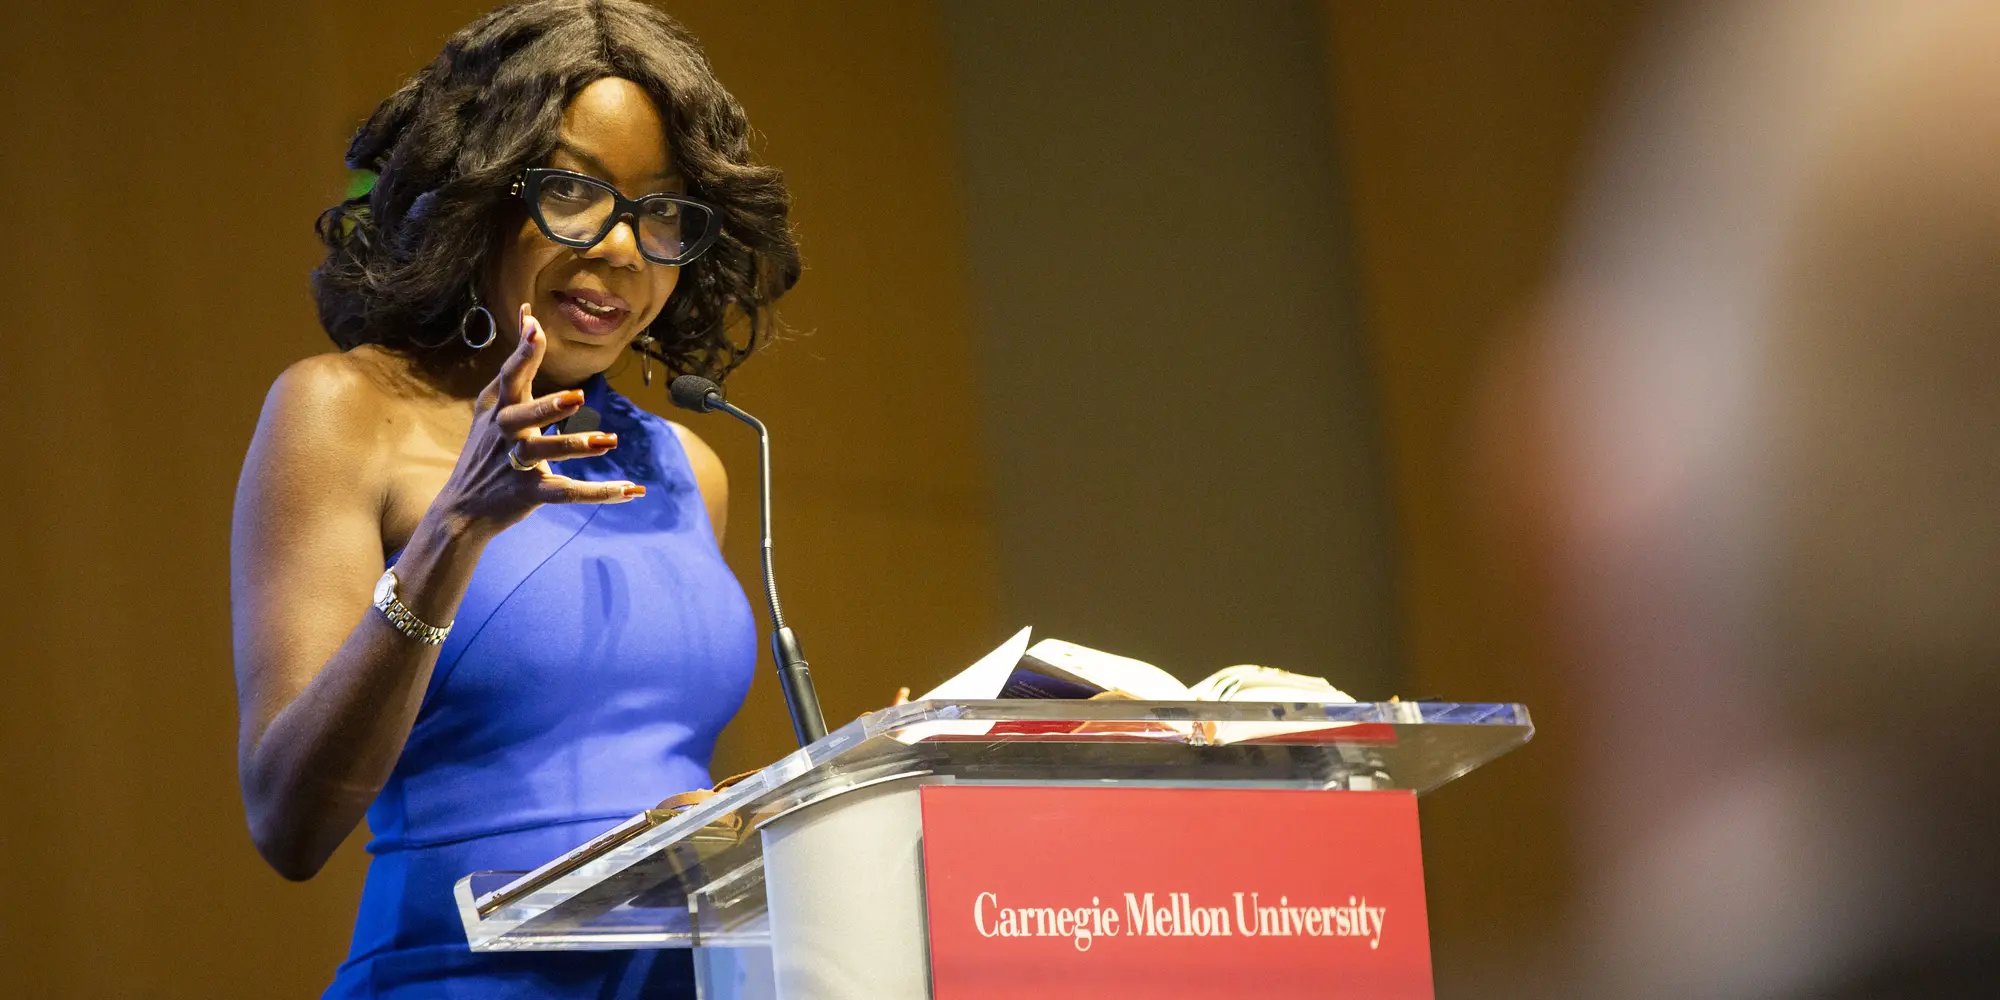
374, 569, 397, 605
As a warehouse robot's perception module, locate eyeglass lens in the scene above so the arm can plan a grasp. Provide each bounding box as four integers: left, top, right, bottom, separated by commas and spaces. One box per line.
537, 174, 713, 261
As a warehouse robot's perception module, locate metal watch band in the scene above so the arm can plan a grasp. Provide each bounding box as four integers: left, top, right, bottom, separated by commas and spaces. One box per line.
373, 569, 452, 646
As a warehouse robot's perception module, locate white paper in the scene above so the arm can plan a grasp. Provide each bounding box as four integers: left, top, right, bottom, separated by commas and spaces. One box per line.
912, 626, 1033, 702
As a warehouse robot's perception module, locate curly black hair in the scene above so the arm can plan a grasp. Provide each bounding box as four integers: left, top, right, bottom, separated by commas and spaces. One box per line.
312, 0, 800, 381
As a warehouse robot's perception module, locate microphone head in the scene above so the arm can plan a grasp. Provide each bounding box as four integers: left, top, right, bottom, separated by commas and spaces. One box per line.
668, 375, 722, 413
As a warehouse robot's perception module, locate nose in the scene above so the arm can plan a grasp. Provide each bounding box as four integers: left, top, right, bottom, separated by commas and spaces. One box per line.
584, 214, 644, 270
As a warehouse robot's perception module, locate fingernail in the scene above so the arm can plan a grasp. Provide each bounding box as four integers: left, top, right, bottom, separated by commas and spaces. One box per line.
622, 484, 646, 499
590, 433, 618, 448
565, 390, 586, 406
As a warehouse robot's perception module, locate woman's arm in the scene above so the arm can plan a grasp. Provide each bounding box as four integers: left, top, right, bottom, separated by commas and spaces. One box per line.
230, 315, 635, 880
231, 354, 475, 880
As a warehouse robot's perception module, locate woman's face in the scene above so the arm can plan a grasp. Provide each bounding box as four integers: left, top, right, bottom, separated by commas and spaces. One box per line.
486, 76, 683, 388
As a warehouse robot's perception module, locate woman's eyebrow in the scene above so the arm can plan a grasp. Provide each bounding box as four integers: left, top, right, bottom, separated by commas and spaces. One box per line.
553, 142, 677, 184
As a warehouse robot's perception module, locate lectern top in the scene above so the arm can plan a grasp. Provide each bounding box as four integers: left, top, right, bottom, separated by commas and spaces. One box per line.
455, 698, 1532, 952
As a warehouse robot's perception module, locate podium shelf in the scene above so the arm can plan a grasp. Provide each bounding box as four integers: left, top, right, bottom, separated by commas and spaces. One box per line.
455, 698, 1531, 952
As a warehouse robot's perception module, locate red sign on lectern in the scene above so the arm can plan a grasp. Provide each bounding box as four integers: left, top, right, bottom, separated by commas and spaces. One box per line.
920, 785, 1433, 1000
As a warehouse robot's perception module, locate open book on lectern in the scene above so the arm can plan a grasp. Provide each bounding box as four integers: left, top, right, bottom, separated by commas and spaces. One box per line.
918, 627, 1356, 704
894, 628, 1359, 744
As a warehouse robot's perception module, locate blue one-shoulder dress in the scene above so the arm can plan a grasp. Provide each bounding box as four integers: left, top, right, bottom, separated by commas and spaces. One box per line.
325, 374, 757, 1000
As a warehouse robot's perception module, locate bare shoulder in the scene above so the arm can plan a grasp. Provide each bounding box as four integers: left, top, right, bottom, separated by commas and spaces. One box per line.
248, 347, 417, 489
668, 421, 727, 493
668, 420, 730, 543
267, 349, 393, 420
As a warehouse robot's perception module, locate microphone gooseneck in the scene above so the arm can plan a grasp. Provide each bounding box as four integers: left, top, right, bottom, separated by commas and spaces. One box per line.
667, 375, 828, 746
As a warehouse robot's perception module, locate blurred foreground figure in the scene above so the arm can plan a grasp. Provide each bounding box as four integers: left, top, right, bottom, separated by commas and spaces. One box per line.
1517, 1, 2000, 996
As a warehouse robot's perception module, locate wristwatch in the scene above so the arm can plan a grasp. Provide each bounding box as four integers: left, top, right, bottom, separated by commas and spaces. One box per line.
372, 568, 452, 646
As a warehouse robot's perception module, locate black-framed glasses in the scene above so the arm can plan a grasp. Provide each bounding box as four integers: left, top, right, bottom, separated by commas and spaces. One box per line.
511, 167, 721, 266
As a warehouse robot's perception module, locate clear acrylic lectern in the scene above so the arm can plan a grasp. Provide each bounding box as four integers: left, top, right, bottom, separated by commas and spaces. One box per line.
454, 698, 1532, 999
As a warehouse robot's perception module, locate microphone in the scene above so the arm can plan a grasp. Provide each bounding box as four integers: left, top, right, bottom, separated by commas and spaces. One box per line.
668, 375, 829, 746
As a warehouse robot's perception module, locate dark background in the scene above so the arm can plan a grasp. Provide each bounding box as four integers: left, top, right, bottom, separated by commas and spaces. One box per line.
0, 2, 1642, 995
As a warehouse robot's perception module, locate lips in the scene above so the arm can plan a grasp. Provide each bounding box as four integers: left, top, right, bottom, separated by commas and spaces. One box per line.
551, 287, 633, 338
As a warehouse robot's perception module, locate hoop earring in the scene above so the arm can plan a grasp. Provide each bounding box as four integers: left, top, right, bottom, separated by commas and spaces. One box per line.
634, 333, 658, 386
460, 292, 497, 350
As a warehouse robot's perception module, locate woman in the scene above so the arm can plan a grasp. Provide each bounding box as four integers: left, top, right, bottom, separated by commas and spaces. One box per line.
228, 2, 800, 996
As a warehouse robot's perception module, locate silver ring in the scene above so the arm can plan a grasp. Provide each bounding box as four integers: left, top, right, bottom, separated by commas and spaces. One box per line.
506, 443, 539, 473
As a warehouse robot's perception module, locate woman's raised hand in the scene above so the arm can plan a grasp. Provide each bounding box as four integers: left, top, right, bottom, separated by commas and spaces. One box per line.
433, 305, 645, 538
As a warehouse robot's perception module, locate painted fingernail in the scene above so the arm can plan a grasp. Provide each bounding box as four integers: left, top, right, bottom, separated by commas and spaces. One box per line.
565, 390, 586, 406
622, 484, 646, 499
590, 433, 618, 448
